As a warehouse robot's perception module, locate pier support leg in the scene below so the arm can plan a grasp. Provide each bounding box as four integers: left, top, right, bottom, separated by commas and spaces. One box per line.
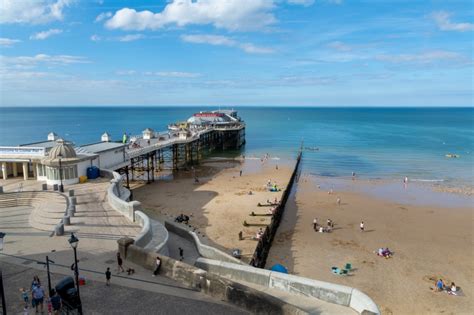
22, 162, 28, 180
12, 162, 18, 177
1, 162, 7, 180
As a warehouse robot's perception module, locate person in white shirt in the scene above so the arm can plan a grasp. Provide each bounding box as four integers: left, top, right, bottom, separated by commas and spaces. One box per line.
360, 221, 365, 232
313, 218, 318, 230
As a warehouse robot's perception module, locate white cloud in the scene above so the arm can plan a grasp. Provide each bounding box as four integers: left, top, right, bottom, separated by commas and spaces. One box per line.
375, 51, 463, 64
95, 11, 112, 23
155, 71, 201, 78
30, 28, 63, 40
116, 70, 136, 75
117, 34, 145, 42
432, 11, 473, 32
287, 0, 315, 6
181, 34, 235, 45
104, 0, 276, 31
288, 0, 341, 5
181, 34, 274, 54
0, 0, 74, 24
90, 34, 101, 41
0, 37, 21, 47
1, 54, 89, 69
239, 43, 275, 54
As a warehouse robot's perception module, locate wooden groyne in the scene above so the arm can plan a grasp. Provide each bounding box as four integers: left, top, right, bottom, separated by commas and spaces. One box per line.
249, 149, 303, 268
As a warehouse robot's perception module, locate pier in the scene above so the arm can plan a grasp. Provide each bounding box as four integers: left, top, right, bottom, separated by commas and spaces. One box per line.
0, 109, 246, 190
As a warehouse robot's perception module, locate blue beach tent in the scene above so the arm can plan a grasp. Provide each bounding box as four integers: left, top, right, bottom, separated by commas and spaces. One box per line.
270, 264, 288, 274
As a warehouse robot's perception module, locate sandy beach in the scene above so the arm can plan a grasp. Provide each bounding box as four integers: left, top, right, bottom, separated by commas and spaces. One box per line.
267, 175, 473, 315
133, 156, 294, 262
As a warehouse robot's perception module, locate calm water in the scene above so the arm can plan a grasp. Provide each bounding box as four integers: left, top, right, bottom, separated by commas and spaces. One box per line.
1, 107, 473, 187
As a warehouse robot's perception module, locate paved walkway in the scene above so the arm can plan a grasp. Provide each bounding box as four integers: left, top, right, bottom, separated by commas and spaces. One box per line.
1, 258, 248, 315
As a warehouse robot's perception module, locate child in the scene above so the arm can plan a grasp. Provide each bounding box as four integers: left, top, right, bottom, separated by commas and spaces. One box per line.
47, 294, 53, 315
20, 287, 29, 309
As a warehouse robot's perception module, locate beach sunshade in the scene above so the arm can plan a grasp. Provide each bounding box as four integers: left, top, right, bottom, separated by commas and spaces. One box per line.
271, 264, 288, 274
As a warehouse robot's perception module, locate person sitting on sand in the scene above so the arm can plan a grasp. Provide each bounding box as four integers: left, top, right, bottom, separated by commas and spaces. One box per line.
255, 228, 264, 240
436, 279, 445, 292
448, 282, 458, 295
382, 248, 392, 258
378, 248, 384, 256
319, 226, 324, 233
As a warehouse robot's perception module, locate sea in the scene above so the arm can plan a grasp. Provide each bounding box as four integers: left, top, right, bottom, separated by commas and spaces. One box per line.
1, 107, 473, 189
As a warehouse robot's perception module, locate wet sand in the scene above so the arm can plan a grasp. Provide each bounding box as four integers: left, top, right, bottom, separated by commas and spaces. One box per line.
133, 157, 294, 262
267, 175, 473, 315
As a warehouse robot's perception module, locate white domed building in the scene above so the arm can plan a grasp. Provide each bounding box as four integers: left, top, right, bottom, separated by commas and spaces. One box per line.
40, 139, 90, 185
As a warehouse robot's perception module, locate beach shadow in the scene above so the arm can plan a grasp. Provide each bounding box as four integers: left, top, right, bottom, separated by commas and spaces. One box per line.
133, 157, 248, 257
363, 229, 376, 233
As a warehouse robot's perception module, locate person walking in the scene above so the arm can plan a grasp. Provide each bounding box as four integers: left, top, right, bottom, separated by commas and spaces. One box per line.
105, 267, 111, 286
49, 289, 61, 315
336, 197, 341, 206
122, 132, 128, 144
152, 256, 161, 276
20, 287, 29, 310
360, 221, 365, 232
239, 170, 242, 177
313, 218, 318, 230
32, 283, 45, 314
116, 252, 125, 273
178, 247, 184, 261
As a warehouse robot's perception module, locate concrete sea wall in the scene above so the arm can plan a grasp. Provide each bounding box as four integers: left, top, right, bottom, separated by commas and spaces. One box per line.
101, 169, 141, 222
165, 220, 245, 265
118, 239, 306, 315
196, 258, 380, 315
250, 150, 302, 268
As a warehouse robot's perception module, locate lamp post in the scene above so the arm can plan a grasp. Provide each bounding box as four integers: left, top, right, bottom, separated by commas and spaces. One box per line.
58, 153, 64, 192
0, 232, 7, 315
68, 233, 82, 315
37, 256, 55, 296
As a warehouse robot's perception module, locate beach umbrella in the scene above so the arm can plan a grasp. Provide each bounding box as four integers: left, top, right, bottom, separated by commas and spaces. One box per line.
270, 264, 288, 274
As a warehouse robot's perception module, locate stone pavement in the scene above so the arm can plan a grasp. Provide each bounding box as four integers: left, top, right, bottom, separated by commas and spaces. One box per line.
1, 259, 248, 315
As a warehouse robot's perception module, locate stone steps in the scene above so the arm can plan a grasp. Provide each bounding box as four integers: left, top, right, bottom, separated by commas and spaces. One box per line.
0, 191, 67, 232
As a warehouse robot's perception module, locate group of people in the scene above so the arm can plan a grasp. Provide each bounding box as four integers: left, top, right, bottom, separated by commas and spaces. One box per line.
174, 213, 190, 224
312, 218, 366, 233
266, 179, 280, 192
313, 218, 334, 233
255, 228, 264, 240
21, 275, 61, 314
376, 247, 393, 258
436, 279, 459, 295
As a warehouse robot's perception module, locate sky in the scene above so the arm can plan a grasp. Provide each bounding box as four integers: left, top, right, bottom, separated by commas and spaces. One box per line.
0, 0, 472, 107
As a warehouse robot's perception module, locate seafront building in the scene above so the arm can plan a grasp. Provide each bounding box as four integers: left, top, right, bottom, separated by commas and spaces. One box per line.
0, 110, 245, 186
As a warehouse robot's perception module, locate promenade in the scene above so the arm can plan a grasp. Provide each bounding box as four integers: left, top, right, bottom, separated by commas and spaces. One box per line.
0, 178, 246, 314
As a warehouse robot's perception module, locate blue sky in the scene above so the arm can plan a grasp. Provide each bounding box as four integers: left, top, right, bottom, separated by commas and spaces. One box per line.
0, 0, 472, 106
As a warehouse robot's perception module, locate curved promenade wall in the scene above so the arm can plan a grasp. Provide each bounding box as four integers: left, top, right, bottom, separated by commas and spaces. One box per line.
195, 258, 380, 315
101, 169, 140, 222
165, 220, 245, 265
102, 169, 169, 253
118, 240, 306, 315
